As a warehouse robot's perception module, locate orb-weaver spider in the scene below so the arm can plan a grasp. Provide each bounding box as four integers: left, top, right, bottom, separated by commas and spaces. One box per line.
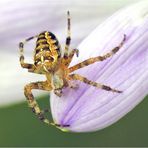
19, 11, 126, 128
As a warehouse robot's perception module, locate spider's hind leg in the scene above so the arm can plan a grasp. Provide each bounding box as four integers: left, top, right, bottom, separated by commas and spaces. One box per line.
24, 81, 56, 126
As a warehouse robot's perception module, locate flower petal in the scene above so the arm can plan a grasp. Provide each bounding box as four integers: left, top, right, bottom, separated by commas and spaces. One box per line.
50, 0, 148, 132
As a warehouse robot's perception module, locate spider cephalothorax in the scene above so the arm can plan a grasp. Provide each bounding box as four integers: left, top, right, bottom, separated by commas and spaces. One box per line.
19, 11, 126, 128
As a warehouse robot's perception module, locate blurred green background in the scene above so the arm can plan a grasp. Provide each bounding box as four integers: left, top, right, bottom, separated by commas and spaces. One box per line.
0, 95, 147, 147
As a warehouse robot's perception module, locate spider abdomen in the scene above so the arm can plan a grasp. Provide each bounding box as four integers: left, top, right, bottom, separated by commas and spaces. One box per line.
34, 31, 61, 66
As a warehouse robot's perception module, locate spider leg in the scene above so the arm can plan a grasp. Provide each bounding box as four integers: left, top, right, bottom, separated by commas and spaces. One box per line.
24, 81, 56, 126
69, 74, 122, 93
69, 34, 126, 73
63, 11, 71, 59
64, 48, 79, 66
19, 35, 38, 71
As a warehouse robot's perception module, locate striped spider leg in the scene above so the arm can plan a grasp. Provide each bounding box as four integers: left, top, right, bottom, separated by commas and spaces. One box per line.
67, 34, 126, 93
19, 36, 58, 127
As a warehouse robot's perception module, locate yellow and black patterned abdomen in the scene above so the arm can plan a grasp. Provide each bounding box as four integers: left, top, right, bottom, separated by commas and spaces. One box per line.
34, 31, 61, 66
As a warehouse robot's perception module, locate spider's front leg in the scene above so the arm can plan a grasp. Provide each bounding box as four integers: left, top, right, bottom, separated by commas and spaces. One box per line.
19, 35, 38, 71
64, 48, 79, 66
24, 81, 55, 126
69, 34, 126, 73
69, 74, 122, 93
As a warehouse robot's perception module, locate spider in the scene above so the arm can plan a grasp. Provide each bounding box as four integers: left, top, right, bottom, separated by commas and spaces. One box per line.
19, 11, 126, 128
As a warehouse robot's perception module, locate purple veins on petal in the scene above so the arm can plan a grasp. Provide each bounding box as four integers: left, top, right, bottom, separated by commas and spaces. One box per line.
50, 1, 148, 132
